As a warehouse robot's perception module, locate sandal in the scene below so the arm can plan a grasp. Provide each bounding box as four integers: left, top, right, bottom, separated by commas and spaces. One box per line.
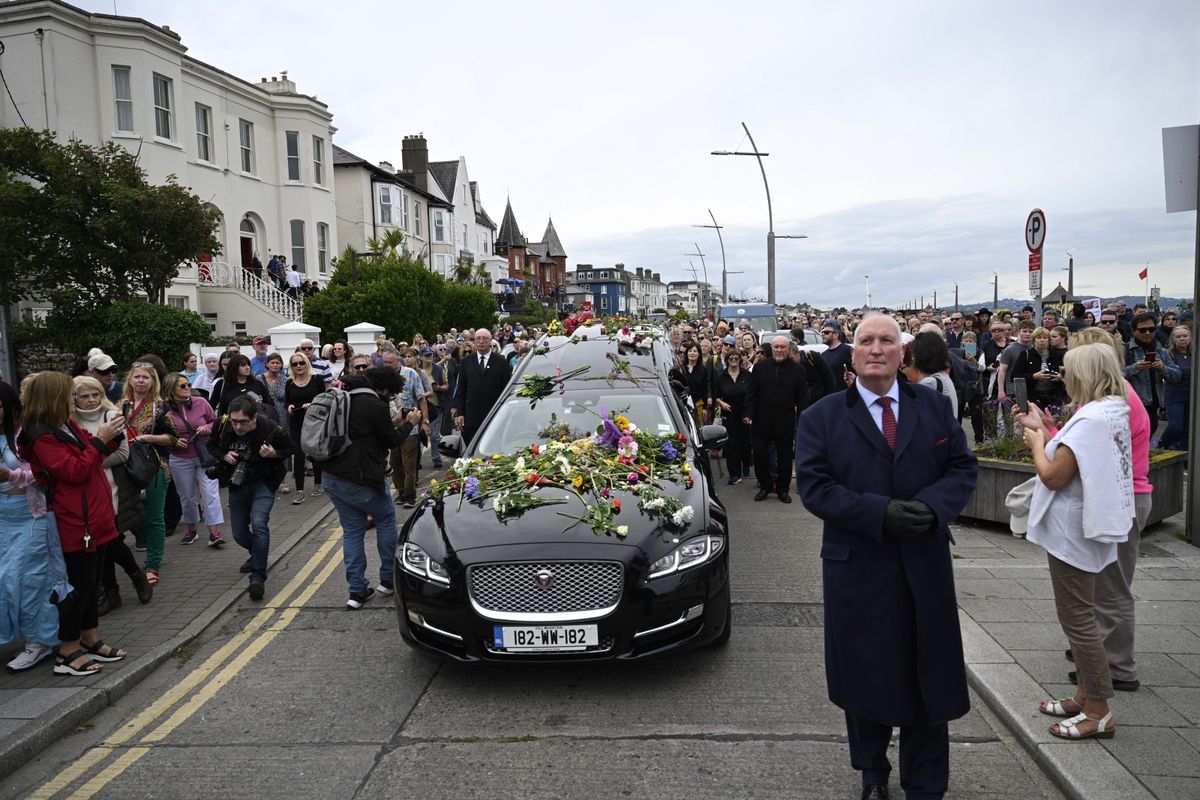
144, 569, 159, 586
53, 649, 103, 677
1050, 710, 1114, 740
82, 640, 127, 662
1039, 697, 1084, 717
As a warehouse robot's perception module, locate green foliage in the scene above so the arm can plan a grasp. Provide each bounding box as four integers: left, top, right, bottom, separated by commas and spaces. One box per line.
0, 128, 222, 309
17, 300, 210, 368
441, 283, 497, 332
503, 303, 555, 329
306, 253, 466, 341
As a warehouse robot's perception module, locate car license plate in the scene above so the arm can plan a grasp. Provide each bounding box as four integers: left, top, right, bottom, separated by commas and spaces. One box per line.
494, 624, 598, 652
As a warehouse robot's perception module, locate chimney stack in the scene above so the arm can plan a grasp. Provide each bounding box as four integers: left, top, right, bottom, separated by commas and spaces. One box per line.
652, 272, 661, 282
378, 160, 394, 173
401, 134, 429, 192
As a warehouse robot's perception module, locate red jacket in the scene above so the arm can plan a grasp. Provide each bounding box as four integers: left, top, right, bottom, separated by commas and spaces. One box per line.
18, 420, 120, 553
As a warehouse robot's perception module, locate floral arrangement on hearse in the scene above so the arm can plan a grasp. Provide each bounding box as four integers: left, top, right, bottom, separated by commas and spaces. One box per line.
427, 410, 695, 539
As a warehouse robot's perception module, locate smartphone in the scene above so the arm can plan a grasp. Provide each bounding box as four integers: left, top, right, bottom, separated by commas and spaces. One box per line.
1146, 350, 1157, 362
121, 399, 133, 417
1014, 378, 1029, 414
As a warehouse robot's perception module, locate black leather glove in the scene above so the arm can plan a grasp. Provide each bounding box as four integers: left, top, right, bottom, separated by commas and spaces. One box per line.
884, 499, 937, 539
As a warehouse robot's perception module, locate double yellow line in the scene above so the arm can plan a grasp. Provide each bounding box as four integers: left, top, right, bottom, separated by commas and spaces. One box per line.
29, 527, 346, 800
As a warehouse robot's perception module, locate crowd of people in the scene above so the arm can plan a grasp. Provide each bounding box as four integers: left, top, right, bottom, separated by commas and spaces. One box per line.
0, 295, 1192, 797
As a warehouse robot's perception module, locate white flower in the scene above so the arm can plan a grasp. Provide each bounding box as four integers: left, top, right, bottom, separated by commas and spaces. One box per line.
615, 525, 629, 537
671, 506, 695, 526
643, 498, 666, 510
556, 454, 573, 475
514, 456, 526, 473
453, 457, 473, 476
493, 490, 510, 514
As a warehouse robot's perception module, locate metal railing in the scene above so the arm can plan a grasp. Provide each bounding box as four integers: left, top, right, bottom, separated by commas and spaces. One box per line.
195, 261, 304, 321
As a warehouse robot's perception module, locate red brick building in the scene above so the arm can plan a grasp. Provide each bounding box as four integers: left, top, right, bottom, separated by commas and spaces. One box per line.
494, 200, 567, 307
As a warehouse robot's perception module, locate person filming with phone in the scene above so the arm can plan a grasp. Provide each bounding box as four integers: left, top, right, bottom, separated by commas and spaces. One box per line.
206, 396, 295, 600
1013, 326, 1065, 408
1123, 312, 1178, 426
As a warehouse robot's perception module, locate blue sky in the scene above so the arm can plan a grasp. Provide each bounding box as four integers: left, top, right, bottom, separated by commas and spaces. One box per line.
91, 0, 1199, 305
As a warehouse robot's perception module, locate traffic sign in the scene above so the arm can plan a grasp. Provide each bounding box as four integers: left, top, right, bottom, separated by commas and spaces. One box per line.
1025, 208, 1046, 252
1028, 252, 1043, 271
1029, 268, 1042, 293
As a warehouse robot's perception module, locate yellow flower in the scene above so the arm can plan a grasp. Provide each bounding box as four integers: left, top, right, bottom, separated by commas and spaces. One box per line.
682, 464, 691, 474
572, 475, 584, 489
430, 479, 439, 488
614, 416, 631, 430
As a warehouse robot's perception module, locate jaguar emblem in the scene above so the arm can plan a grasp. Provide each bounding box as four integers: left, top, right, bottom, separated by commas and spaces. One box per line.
534, 568, 554, 589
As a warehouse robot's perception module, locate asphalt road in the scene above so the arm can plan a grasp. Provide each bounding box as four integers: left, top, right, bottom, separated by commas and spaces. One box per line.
4, 482, 1065, 800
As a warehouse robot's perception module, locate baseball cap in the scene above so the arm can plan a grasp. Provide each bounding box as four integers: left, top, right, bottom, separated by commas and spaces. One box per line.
88, 354, 116, 371
252, 336, 266, 346
419, 347, 434, 356
722, 335, 736, 345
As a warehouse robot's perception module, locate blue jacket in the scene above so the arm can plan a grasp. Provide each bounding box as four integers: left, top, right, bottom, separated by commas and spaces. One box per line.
1123, 340, 1180, 407
795, 380, 977, 726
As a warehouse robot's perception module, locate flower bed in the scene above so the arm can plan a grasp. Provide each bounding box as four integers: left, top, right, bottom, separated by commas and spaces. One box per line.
960, 450, 1188, 528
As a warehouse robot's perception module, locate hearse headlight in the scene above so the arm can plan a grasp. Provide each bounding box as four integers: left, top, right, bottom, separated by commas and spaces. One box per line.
648, 535, 725, 579
402, 542, 450, 585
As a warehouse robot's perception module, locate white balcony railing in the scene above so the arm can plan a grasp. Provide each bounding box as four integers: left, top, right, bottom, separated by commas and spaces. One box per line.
196, 261, 304, 321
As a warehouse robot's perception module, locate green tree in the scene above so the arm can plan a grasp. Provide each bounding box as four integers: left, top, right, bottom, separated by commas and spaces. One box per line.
307, 253, 451, 341
0, 128, 221, 309
441, 283, 498, 332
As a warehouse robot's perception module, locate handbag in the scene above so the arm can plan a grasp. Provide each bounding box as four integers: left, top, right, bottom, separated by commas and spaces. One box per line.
125, 439, 161, 489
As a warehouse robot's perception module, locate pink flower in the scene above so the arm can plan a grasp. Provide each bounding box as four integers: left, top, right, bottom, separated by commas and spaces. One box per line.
627, 472, 639, 483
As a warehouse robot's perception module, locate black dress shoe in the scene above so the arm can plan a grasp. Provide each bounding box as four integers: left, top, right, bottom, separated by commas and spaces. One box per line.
861, 785, 889, 800
1068, 670, 1139, 691
1065, 648, 1074, 662
777, 491, 792, 503
753, 489, 770, 501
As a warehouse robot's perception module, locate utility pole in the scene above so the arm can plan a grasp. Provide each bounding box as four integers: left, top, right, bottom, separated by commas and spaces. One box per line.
694, 210, 728, 305
933, 290, 937, 311
954, 282, 959, 311
685, 244, 710, 318
993, 272, 999, 312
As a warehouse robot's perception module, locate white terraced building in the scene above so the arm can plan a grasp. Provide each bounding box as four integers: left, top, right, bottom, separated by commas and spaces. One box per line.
0, 0, 337, 337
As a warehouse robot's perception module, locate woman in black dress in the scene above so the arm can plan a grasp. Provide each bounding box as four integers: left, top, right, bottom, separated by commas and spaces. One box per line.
284, 353, 325, 504
713, 350, 752, 484
669, 342, 710, 422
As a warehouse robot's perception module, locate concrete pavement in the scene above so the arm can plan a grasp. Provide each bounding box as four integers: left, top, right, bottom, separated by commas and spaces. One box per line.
0, 486, 337, 779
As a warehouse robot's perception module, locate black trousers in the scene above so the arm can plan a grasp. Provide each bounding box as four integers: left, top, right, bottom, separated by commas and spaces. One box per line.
845, 710, 949, 799
723, 416, 752, 479
60, 550, 101, 642
751, 428, 793, 493
101, 535, 141, 592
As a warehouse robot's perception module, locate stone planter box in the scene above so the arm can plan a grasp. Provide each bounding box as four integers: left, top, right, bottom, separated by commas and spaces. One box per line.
959, 451, 1188, 528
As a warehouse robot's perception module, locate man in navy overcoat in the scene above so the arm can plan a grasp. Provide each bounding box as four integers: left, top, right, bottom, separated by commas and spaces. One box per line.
795, 314, 978, 800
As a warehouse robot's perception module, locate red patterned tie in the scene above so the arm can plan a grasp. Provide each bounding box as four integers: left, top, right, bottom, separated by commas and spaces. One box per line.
878, 397, 897, 451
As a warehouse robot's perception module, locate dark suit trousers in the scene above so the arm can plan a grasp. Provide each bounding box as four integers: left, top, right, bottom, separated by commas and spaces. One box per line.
845, 710, 949, 799
751, 427, 793, 493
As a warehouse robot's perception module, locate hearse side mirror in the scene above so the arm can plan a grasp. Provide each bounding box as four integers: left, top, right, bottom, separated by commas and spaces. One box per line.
438, 434, 463, 458
699, 424, 728, 449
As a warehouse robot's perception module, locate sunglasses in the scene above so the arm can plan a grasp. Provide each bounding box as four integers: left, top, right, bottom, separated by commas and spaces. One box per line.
300, 345, 315, 351
131, 361, 155, 369
1100, 319, 1117, 325
1136, 327, 1156, 333
352, 364, 369, 371
290, 361, 306, 367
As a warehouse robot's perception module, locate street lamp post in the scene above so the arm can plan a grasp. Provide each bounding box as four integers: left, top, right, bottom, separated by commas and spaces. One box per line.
712, 122, 803, 306
993, 272, 999, 312
685, 244, 710, 318
954, 282, 959, 312
694, 209, 728, 305
864, 275, 871, 309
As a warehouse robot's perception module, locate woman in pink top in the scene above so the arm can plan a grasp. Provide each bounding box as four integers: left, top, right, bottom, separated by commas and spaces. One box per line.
1036, 328, 1150, 691
163, 373, 225, 548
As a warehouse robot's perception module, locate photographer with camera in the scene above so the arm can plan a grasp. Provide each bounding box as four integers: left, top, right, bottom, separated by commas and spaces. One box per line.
206, 396, 295, 600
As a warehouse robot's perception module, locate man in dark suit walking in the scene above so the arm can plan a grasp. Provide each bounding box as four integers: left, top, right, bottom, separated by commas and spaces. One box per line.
795, 314, 977, 800
451, 328, 512, 446
744, 335, 810, 503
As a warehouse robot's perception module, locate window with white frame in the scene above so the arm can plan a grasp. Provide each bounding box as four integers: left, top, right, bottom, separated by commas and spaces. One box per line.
600, 295, 608, 310
285, 131, 300, 181
312, 136, 325, 185
152, 74, 173, 139
434, 210, 446, 242
462, 223, 468, 249
400, 192, 409, 231
316, 223, 328, 274
290, 219, 306, 272
112, 66, 133, 132
379, 186, 393, 225
434, 253, 451, 276
167, 295, 189, 310
194, 103, 212, 161
412, 202, 421, 238
239, 120, 255, 173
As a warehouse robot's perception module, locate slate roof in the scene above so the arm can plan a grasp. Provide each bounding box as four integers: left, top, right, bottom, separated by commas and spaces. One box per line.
332, 144, 449, 205
496, 200, 526, 246
428, 160, 460, 201
470, 183, 497, 230
542, 218, 567, 258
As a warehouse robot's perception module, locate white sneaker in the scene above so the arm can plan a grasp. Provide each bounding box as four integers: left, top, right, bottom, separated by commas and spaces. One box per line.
375, 581, 395, 597
6, 643, 54, 672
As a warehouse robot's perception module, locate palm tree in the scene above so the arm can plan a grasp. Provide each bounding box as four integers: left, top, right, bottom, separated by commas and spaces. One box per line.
366, 229, 406, 259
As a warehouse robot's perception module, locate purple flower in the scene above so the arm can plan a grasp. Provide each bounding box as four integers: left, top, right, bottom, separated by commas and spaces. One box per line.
596, 406, 623, 447
662, 441, 678, 461
463, 477, 481, 499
